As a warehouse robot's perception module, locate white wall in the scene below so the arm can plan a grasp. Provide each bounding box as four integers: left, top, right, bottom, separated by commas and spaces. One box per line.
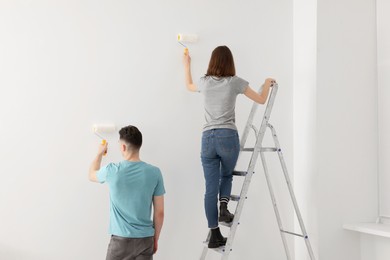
377, 0, 390, 219
361, 235, 390, 260
293, 0, 318, 259
0, 1, 293, 259
316, 0, 378, 259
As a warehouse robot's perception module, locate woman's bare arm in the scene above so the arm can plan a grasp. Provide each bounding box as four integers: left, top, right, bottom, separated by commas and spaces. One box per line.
244, 78, 275, 104
183, 50, 198, 92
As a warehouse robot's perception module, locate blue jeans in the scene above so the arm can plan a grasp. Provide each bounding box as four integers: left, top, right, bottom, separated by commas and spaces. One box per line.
201, 128, 240, 228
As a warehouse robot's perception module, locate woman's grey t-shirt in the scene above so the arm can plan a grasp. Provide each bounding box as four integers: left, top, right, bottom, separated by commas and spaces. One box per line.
197, 76, 249, 132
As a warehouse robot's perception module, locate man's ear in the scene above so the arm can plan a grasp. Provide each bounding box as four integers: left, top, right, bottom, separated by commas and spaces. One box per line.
121, 143, 127, 152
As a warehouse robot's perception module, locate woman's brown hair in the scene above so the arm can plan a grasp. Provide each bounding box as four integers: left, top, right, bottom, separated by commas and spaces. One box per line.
206, 46, 236, 77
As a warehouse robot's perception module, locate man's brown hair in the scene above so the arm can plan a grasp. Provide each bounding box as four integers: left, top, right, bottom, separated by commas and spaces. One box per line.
119, 125, 142, 151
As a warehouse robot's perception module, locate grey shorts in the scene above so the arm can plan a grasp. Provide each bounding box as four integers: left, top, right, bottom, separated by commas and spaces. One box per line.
106, 235, 154, 260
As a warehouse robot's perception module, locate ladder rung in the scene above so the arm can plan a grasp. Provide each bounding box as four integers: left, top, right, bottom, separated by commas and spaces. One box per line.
232, 171, 247, 176
241, 147, 280, 152
220, 222, 233, 228
211, 246, 226, 254
260, 147, 279, 152
202, 243, 228, 254
280, 229, 305, 238
230, 195, 240, 201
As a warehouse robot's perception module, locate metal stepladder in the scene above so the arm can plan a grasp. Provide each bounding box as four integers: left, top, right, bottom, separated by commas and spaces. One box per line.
200, 83, 315, 260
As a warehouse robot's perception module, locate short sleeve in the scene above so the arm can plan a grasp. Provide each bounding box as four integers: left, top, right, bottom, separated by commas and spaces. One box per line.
97, 163, 117, 184
153, 169, 166, 196
233, 76, 249, 94
196, 77, 207, 93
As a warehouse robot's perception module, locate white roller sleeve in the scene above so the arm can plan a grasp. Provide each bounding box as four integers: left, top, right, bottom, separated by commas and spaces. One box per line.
92, 124, 116, 133
177, 34, 198, 43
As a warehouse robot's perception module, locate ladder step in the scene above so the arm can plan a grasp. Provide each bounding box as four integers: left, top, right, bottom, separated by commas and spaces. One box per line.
211, 246, 226, 254
260, 147, 279, 152
280, 229, 306, 238
230, 195, 240, 201
232, 171, 247, 176
241, 147, 280, 152
202, 244, 226, 254
220, 222, 233, 228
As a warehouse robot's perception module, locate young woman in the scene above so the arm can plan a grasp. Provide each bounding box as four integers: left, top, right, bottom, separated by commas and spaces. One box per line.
183, 46, 275, 248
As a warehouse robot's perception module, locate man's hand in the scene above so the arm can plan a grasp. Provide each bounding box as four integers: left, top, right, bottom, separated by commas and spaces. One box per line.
89, 142, 107, 182
153, 238, 158, 254
153, 196, 164, 254
98, 141, 108, 156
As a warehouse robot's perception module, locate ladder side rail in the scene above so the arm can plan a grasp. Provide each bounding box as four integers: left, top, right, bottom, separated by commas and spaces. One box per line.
262, 84, 279, 127
223, 83, 279, 258
240, 101, 259, 150
223, 151, 259, 258
200, 232, 211, 260
248, 83, 278, 153
200, 246, 208, 260
268, 123, 316, 260
260, 151, 292, 260
267, 124, 308, 235
223, 106, 273, 258
248, 83, 278, 157
224, 84, 279, 258
240, 83, 278, 150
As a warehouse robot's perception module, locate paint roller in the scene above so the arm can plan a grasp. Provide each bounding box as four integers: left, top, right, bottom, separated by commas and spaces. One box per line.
93, 124, 116, 156
177, 33, 198, 54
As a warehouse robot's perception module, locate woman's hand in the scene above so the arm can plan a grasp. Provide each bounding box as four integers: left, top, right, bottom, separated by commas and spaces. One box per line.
183, 49, 191, 69
264, 78, 276, 87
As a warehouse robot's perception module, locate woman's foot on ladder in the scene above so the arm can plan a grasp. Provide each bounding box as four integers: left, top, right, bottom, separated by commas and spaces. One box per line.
208, 227, 227, 248
219, 201, 234, 223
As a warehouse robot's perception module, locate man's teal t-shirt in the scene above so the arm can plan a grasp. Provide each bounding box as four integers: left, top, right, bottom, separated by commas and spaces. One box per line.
97, 161, 165, 238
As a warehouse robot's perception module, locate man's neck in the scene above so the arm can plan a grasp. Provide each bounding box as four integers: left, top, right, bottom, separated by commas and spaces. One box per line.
123, 152, 141, 162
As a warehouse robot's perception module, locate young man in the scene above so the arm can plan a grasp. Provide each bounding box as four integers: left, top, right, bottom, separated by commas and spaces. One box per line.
89, 125, 165, 260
